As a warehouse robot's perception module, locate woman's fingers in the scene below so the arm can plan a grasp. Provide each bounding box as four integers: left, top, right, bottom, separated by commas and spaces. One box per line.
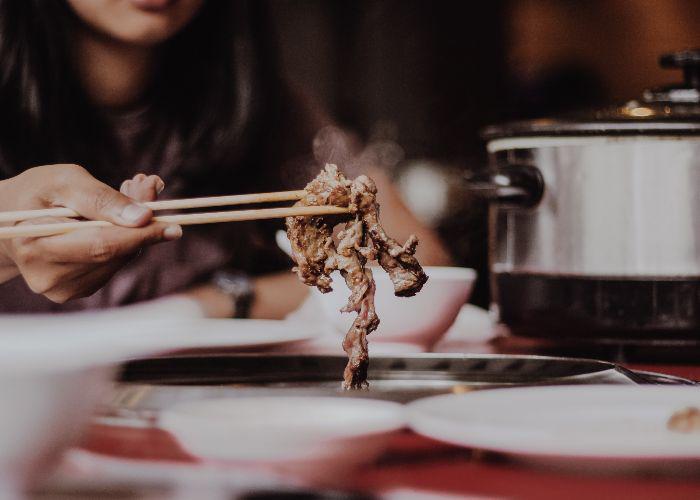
120, 174, 164, 202
28, 164, 155, 227
30, 222, 182, 264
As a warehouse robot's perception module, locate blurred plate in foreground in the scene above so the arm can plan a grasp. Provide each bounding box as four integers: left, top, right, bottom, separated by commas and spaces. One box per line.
407, 386, 700, 461
159, 397, 405, 483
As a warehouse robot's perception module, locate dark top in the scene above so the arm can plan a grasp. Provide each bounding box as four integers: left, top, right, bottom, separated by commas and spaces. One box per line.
0, 84, 360, 313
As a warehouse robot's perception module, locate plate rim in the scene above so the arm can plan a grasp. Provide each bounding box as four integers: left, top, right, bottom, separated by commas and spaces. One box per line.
406, 385, 700, 460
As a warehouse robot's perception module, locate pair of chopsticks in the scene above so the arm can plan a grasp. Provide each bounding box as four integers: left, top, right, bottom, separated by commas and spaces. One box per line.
0, 190, 350, 239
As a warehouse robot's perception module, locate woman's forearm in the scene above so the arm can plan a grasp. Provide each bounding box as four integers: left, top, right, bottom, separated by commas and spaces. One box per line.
367, 167, 453, 266
249, 272, 309, 319
0, 249, 20, 283
185, 272, 309, 320
0, 254, 19, 284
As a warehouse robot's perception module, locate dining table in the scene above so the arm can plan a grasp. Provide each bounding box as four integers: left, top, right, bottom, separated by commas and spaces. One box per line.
32, 325, 700, 500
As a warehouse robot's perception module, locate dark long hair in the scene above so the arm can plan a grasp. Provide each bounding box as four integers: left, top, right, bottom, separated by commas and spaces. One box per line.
0, 0, 272, 187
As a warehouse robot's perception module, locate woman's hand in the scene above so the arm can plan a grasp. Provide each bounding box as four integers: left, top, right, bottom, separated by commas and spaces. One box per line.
120, 172, 165, 202
0, 165, 181, 303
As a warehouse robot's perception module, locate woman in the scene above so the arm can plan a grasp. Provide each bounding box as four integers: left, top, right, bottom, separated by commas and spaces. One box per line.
0, 0, 450, 317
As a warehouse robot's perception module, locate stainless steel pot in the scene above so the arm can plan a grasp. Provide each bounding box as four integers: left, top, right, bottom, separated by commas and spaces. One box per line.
475, 50, 700, 342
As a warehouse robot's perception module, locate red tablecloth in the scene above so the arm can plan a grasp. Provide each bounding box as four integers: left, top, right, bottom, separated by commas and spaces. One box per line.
78, 362, 700, 499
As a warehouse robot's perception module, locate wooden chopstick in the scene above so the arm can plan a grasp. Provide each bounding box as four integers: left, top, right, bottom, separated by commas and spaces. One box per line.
0, 205, 350, 240
0, 190, 308, 223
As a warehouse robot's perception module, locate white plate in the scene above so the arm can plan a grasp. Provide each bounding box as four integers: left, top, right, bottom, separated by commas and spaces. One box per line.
145, 319, 323, 353
407, 386, 700, 459
159, 397, 405, 483
314, 266, 475, 348
62, 449, 289, 493
0, 307, 189, 496
278, 230, 476, 349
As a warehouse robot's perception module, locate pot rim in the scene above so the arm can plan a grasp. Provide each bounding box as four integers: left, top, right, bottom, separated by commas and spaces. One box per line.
482, 118, 700, 141
486, 134, 700, 152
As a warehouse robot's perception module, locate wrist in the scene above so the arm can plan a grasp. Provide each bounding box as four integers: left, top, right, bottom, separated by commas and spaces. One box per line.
211, 270, 255, 319
0, 241, 19, 284
0, 239, 14, 266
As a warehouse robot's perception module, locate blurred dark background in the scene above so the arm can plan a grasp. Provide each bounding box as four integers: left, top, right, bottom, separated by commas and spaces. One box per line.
267, 0, 700, 307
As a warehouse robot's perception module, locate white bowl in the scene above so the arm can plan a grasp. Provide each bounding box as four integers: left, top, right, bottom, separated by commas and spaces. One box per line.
0, 335, 115, 497
160, 397, 405, 484
0, 308, 184, 497
0, 364, 113, 496
315, 266, 476, 348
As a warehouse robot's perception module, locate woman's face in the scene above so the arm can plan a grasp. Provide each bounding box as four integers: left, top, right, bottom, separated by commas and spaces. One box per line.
66, 0, 206, 46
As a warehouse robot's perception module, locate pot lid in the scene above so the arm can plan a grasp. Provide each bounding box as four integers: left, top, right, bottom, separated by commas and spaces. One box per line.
483, 50, 700, 139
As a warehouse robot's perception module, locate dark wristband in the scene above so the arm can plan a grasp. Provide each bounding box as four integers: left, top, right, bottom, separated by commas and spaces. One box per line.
211, 270, 255, 318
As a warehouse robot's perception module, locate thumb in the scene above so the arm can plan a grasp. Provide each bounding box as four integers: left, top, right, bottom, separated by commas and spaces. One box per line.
53, 165, 153, 227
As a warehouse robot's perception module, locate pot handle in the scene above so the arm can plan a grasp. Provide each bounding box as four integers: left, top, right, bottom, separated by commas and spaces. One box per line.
464, 164, 544, 208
